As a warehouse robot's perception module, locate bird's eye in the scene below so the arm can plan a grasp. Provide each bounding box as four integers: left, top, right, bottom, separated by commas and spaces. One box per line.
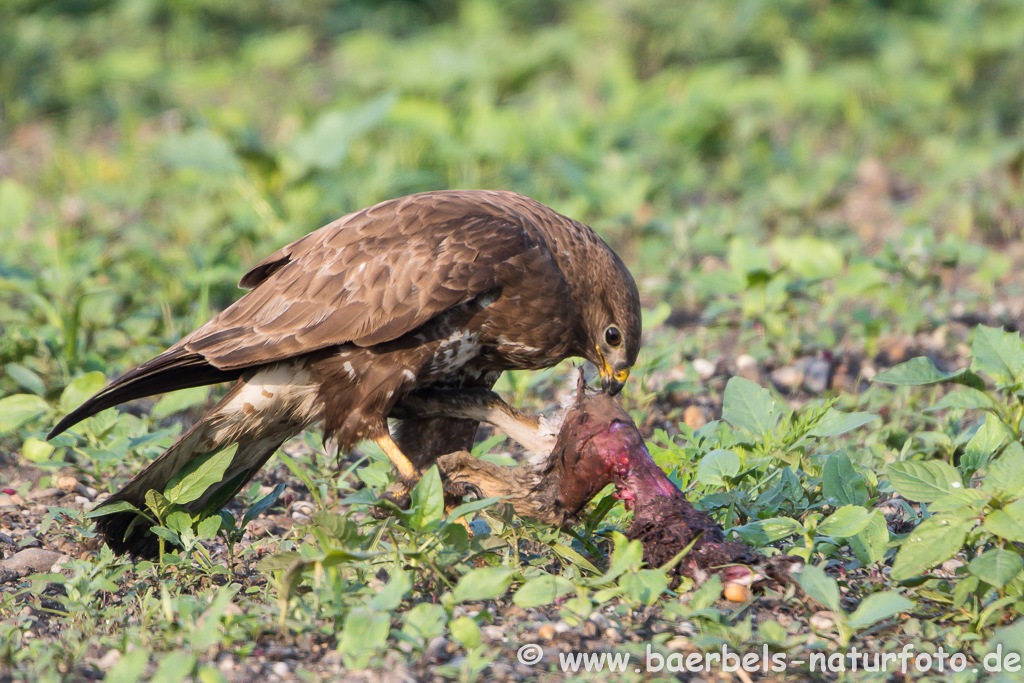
605, 325, 622, 347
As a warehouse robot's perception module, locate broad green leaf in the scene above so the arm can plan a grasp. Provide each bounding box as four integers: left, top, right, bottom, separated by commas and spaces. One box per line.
450, 616, 481, 648
985, 500, 1024, 542
887, 461, 963, 503
969, 549, 1024, 588
962, 415, 1010, 473
729, 517, 803, 545
401, 602, 447, 645
164, 445, 237, 505
289, 95, 395, 174
822, 451, 868, 507
339, 607, 390, 667
696, 449, 741, 487
86, 500, 145, 519
721, 377, 785, 436
151, 386, 211, 420
151, 651, 197, 683
409, 465, 444, 531
849, 510, 890, 566
620, 570, 669, 606
369, 570, 412, 611
983, 442, 1024, 498
158, 128, 241, 175
847, 592, 914, 629
891, 515, 973, 581
799, 564, 842, 614
197, 515, 221, 540
514, 575, 576, 608
452, 567, 513, 603
926, 388, 997, 412
773, 235, 844, 280
872, 357, 984, 389
6, 364, 45, 396
22, 437, 55, 462
807, 409, 878, 438
818, 505, 871, 538
59, 372, 107, 413
971, 325, 1024, 386
103, 649, 149, 683
0, 394, 50, 433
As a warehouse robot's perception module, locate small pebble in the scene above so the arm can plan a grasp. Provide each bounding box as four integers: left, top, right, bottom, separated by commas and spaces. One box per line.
692, 358, 716, 380
56, 476, 78, 493
537, 624, 556, 640
271, 662, 289, 677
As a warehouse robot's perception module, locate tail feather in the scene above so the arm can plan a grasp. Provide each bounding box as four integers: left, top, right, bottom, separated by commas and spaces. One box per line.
92, 364, 320, 558
48, 348, 241, 439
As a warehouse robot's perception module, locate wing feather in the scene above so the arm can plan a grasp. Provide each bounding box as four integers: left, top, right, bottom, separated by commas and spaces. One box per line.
175, 192, 549, 370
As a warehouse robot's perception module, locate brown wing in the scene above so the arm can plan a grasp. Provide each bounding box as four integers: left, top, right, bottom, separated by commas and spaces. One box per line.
174, 191, 559, 370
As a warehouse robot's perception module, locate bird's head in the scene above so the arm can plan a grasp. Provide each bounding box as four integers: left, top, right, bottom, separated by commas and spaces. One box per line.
584, 255, 642, 396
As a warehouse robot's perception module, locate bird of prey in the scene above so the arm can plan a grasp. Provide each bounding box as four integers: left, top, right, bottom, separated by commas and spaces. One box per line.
48, 190, 642, 556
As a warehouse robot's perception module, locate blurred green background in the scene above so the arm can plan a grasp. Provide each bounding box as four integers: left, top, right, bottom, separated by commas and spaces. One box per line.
2, 0, 1024, 385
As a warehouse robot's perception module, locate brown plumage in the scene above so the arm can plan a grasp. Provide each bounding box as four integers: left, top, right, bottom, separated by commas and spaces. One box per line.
48, 190, 642, 557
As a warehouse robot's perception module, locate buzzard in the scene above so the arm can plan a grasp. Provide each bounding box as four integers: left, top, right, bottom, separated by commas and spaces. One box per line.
48, 190, 642, 556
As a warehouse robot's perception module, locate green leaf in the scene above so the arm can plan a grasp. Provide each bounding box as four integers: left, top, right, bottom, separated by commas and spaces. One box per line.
401, 602, 447, 645
926, 388, 997, 412
58, 372, 107, 413
847, 592, 914, 630
799, 564, 842, 614
86, 500, 145, 519
620, 570, 669, 606
969, 549, 1024, 588
444, 496, 504, 523
721, 377, 785, 436
962, 415, 1010, 473
104, 649, 149, 683
158, 128, 241, 175
240, 483, 286, 528
339, 607, 390, 668
594, 532, 644, 584
0, 394, 50, 433
807, 409, 878, 438
197, 515, 222, 540
6, 364, 45, 396
822, 451, 868, 507
971, 325, 1024, 386
452, 567, 513, 603
887, 461, 964, 503
891, 515, 973, 581
849, 510, 890, 566
514, 575, 576, 608
872, 357, 984, 389
818, 505, 871, 539
164, 445, 237, 505
729, 517, 803, 545
151, 386, 211, 421
983, 442, 1024, 498
985, 500, 1024, 542
151, 650, 197, 683
696, 449, 741, 487
409, 465, 444, 531
369, 570, 412, 611
22, 437, 55, 462
450, 616, 481, 648
289, 95, 395, 174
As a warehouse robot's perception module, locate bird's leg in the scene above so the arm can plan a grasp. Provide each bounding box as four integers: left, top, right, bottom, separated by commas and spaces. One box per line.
374, 433, 421, 483
393, 388, 558, 454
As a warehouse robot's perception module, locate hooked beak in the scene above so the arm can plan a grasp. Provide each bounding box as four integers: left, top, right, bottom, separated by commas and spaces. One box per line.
596, 346, 630, 396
